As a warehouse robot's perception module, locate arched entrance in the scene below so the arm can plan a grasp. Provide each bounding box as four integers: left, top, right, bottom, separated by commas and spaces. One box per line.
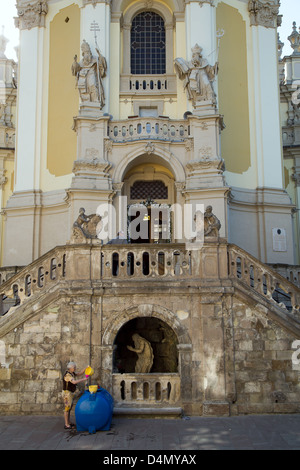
123, 162, 174, 243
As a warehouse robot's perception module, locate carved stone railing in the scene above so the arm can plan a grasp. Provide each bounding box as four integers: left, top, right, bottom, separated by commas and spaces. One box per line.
268, 264, 300, 289
1, 241, 299, 321
228, 244, 300, 314
101, 244, 192, 279
112, 373, 181, 406
107, 117, 190, 143
0, 247, 67, 316
120, 74, 177, 95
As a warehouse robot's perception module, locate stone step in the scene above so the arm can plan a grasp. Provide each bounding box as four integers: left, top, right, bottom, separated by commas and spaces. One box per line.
113, 406, 183, 419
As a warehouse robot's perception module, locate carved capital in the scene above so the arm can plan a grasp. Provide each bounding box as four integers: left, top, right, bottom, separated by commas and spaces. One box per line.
248, 0, 280, 29
15, 0, 48, 30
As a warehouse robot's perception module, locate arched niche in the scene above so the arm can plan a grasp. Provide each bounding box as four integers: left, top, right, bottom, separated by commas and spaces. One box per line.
113, 317, 179, 373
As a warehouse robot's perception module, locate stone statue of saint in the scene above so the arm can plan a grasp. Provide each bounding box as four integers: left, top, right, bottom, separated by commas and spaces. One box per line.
175, 44, 218, 105
127, 334, 154, 373
204, 205, 221, 237
72, 40, 107, 108
73, 208, 102, 239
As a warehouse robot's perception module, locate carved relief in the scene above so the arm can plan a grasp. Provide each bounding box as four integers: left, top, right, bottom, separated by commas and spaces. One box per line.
144, 141, 155, 155
248, 0, 280, 29
15, 0, 48, 30
198, 145, 213, 161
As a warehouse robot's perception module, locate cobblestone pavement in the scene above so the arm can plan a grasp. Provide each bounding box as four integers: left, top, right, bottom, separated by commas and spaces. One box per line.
1, 414, 300, 451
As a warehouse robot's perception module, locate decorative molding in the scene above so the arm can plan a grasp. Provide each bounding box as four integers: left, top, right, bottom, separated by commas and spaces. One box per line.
0, 169, 7, 188
198, 0, 215, 7
82, 0, 110, 6
73, 159, 111, 174
15, 0, 48, 30
248, 0, 280, 29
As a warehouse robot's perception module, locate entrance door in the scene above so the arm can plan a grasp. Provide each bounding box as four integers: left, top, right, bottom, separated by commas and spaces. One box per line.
128, 203, 171, 243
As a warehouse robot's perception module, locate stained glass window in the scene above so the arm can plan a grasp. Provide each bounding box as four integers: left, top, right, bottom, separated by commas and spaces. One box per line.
131, 12, 166, 75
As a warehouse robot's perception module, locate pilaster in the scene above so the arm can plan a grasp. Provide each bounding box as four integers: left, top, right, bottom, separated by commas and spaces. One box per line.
248, 0, 283, 189
14, 0, 48, 192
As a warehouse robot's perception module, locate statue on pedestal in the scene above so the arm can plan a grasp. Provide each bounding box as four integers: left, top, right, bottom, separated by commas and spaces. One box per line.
175, 44, 218, 106
72, 39, 107, 108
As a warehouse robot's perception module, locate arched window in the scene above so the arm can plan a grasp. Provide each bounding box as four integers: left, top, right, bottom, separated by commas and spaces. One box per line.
131, 11, 166, 75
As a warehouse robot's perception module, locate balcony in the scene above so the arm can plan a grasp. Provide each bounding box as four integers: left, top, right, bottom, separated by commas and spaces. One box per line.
108, 116, 190, 143
120, 74, 176, 96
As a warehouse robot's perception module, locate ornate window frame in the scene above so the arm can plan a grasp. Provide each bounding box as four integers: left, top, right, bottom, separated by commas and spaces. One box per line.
120, 1, 176, 96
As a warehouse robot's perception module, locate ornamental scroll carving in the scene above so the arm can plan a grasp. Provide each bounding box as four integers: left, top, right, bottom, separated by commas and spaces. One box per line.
248, 0, 280, 29
15, 0, 48, 30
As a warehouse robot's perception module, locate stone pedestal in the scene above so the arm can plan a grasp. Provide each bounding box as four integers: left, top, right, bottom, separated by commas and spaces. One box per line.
71, 111, 112, 192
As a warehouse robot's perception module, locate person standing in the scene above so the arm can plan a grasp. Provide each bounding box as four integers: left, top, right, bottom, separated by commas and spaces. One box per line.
62, 361, 88, 429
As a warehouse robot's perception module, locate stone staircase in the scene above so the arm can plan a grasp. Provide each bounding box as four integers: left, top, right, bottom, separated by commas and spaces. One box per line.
1, 241, 300, 335
1, 240, 300, 416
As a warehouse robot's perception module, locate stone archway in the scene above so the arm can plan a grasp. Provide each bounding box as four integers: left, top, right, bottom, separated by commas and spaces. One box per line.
101, 304, 193, 405
102, 303, 191, 347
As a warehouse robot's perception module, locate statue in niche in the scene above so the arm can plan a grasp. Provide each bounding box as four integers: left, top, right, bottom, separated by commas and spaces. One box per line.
175, 44, 218, 105
72, 207, 102, 239
127, 334, 154, 373
71, 39, 107, 108
204, 205, 221, 237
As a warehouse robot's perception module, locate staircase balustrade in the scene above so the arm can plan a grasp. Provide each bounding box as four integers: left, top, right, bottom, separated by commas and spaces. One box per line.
1, 242, 299, 318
